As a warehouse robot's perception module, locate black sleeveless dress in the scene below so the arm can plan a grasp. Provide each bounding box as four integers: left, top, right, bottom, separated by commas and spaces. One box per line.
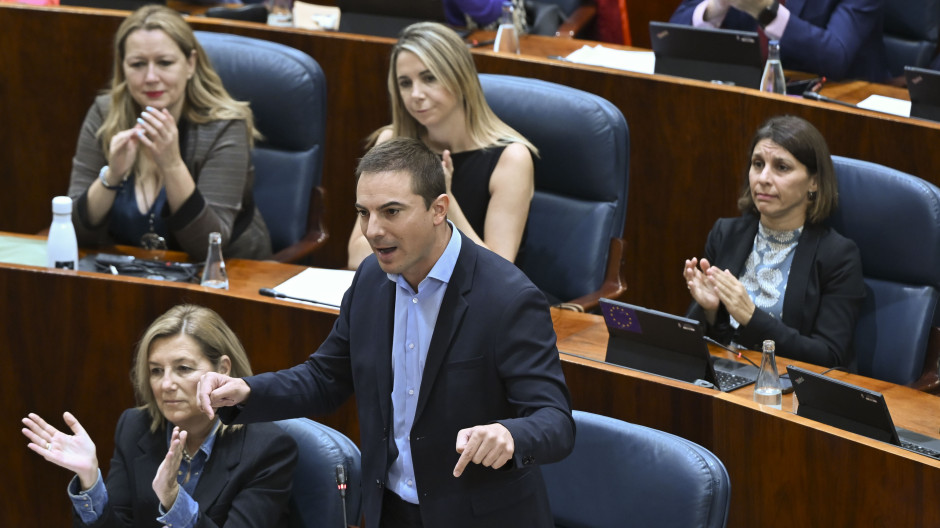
449, 146, 527, 264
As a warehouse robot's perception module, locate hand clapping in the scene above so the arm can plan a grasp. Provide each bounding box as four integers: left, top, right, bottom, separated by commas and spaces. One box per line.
21, 412, 99, 490
152, 427, 186, 510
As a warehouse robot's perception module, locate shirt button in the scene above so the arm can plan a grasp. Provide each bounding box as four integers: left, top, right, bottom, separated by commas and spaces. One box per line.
412, 297, 418, 304
409, 342, 415, 349
408, 389, 414, 395
407, 479, 414, 487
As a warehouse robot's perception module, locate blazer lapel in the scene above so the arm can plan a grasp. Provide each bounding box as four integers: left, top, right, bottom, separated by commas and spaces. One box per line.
781, 224, 821, 329
192, 428, 242, 510
373, 278, 396, 433
726, 217, 760, 276
134, 430, 166, 508
413, 236, 474, 422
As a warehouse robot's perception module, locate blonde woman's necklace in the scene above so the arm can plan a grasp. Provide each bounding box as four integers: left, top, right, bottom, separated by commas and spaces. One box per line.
139, 177, 167, 250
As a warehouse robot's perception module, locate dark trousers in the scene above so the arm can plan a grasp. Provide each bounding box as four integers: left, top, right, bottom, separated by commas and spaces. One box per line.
381, 489, 423, 528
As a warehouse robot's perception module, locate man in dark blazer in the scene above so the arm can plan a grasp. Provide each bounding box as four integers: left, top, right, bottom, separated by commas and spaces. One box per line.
669, 0, 889, 81
197, 137, 575, 527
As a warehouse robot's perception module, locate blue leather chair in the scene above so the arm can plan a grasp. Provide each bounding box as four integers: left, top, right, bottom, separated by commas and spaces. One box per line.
542, 411, 731, 528
883, 0, 940, 77
195, 31, 328, 263
479, 74, 629, 311
275, 418, 363, 528
829, 156, 940, 386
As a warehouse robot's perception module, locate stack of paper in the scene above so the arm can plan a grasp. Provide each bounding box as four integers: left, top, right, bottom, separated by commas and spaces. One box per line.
856, 95, 911, 118
565, 45, 656, 75
271, 267, 355, 308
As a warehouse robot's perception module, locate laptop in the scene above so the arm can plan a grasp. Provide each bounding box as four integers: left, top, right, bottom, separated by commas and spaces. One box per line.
599, 298, 759, 392
787, 365, 940, 461
649, 21, 763, 89
905, 66, 940, 122
336, 0, 446, 38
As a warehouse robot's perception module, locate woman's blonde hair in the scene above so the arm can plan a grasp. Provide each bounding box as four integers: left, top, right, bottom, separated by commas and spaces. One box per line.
98, 5, 256, 160
132, 304, 253, 432
374, 22, 537, 155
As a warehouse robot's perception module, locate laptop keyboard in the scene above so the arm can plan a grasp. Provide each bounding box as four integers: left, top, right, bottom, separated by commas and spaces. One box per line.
714, 370, 753, 392
900, 439, 940, 460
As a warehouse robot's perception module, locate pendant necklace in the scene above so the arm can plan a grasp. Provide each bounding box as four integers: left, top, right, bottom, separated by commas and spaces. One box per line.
139, 176, 167, 250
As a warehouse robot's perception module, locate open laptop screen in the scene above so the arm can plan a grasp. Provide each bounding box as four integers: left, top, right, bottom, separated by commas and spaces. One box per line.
336, 0, 446, 38
905, 66, 940, 122
787, 366, 899, 443
649, 21, 763, 89
600, 298, 714, 384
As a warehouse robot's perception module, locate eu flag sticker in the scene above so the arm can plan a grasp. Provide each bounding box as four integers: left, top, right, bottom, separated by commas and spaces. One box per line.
601, 303, 642, 333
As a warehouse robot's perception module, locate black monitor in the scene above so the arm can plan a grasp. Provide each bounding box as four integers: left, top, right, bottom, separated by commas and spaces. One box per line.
905, 66, 940, 122
336, 0, 447, 38
649, 21, 763, 89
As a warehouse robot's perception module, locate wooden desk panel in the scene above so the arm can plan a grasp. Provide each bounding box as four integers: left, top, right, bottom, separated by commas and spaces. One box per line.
0, 260, 356, 526
3, 250, 940, 525
555, 309, 940, 526
5, 5, 939, 318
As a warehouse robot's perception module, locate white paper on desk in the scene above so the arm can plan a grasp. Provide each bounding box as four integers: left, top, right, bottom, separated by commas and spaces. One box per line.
565, 45, 656, 75
292, 1, 340, 31
857, 94, 911, 117
272, 267, 355, 308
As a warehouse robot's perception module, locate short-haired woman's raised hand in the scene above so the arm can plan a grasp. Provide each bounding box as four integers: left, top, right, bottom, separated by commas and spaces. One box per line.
21, 411, 99, 490
152, 427, 185, 510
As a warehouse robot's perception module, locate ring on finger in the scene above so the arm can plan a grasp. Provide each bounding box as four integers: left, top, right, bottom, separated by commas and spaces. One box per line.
45, 442, 52, 451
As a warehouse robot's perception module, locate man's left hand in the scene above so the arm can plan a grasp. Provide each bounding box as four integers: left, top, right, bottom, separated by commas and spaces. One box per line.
453, 423, 514, 477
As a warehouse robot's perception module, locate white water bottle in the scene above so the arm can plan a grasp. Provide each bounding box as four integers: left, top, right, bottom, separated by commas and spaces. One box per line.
47, 196, 78, 270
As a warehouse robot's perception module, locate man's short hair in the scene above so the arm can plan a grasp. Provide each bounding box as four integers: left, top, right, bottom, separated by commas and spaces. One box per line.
355, 137, 446, 209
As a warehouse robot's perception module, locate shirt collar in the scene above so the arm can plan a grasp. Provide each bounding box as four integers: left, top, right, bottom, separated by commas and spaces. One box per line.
166, 418, 221, 459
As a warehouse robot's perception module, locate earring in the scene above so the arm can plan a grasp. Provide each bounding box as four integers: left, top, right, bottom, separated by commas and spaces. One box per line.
808, 190, 818, 201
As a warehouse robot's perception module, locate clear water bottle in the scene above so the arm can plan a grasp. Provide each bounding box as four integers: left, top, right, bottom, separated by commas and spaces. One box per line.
759, 40, 786, 94
47, 196, 78, 270
754, 339, 783, 409
200, 232, 229, 290
494, 1, 520, 54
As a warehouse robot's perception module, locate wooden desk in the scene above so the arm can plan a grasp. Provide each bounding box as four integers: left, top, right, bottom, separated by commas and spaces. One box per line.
0, 251, 357, 526
553, 309, 940, 526
4, 5, 940, 318
3, 242, 940, 525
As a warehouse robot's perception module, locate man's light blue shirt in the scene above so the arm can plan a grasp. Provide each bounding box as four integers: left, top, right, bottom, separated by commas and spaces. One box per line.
386, 222, 461, 504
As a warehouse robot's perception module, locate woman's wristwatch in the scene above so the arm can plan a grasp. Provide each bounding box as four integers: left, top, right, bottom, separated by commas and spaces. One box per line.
98, 165, 126, 191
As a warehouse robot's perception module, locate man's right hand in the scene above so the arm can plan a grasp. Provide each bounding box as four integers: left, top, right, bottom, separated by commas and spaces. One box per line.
196, 373, 250, 419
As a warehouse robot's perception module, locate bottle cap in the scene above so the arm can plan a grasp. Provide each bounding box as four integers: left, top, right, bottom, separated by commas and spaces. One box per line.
52, 196, 73, 215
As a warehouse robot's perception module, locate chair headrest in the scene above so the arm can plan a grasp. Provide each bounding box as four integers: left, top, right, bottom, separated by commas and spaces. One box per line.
885, 0, 940, 41
829, 156, 940, 288
194, 31, 326, 151
479, 74, 629, 225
